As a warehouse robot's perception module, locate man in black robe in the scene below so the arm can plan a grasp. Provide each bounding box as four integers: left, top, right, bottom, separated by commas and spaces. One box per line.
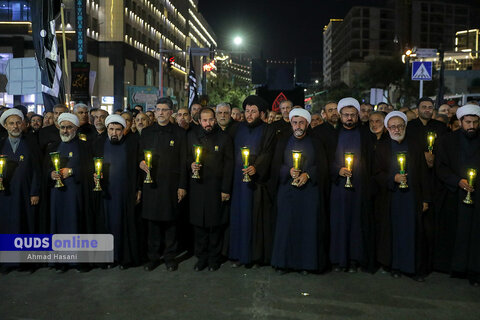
374, 111, 431, 281
229, 95, 276, 267
74, 103, 96, 142
0, 109, 41, 273
43, 113, 94, 272
139, 97, 187, 272
92, 114, 140, 269
407, 97, 448, 272
329, 97, 375, 273
435, 104, 480, 286
269, 108, 329, 274
39, 104, 68, 153
187, 108, 233, 271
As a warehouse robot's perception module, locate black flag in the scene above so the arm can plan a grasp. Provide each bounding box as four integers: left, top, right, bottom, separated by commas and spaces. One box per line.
31, 0, 65, 112
188, 52, 198, 110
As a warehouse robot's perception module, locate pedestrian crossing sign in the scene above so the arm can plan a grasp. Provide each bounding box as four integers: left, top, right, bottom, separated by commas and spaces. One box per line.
412, 61, 432, 81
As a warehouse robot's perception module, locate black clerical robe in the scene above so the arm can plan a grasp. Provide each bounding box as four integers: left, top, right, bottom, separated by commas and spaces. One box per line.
434, 130, 480, 279
41, 137, 94, 234
373, 135, 431, 275
0, 136, 41, 234
92, 133, 141, 266
269, 131, 329, 272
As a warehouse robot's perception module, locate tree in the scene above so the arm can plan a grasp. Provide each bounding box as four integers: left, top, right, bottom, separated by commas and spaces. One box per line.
207, 73, 254, 108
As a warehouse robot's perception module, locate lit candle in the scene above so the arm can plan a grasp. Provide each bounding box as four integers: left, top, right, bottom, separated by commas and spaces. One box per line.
241, 147, 250, 168
93, 157, 103, 191
468, 169, 477, 186
345, 153, 353, 170
427, 132, 435, 153
292, 151, 302, 170
0, 155, 6, 191
398, 155, 405, 173
194, 145, 202, 164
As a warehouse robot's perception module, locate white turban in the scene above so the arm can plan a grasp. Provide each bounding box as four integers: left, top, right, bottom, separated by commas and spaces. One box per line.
0, 108, 24, 127
337, 97, 360, 113
289, 108, 311, 124
384, 111, 408, 128
105, 114, 126, 128
57, 113, 80, 127
456, 104, 480, 120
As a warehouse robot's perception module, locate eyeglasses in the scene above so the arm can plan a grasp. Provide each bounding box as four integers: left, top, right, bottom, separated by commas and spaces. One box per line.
388, 124, 405, 131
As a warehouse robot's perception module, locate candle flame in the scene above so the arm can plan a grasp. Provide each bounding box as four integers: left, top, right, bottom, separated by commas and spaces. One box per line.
347, 157, 352, 163
243, 150, 249, 156
294, 153, 300, 159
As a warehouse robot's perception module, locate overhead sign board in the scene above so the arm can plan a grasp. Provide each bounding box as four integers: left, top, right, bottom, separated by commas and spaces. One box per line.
415, 48, 437, 58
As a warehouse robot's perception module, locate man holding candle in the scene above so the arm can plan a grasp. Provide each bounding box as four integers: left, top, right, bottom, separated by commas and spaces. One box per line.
269, 108, 329, 274
139, 97, 188, 272
92, 114, 141, 269
43, 113, 94, 272
0, 109, 42, 274
374, 111, 431, 281
435, 104, 480, 286
187, 108, 234, 271
229, 95, 276, 267
329, 97, 375, 273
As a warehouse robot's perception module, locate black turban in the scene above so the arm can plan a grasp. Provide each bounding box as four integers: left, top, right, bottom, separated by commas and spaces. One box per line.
242, 95, 268, 113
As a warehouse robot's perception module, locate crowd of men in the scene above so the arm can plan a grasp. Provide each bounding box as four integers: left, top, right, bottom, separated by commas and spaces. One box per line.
0, 95, 479, 287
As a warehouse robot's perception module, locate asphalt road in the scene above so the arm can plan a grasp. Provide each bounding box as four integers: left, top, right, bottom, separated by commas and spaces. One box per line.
1, 257, 479, 320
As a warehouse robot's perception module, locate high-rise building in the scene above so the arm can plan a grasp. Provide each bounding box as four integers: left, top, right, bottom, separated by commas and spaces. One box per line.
323, 0, 480, 86
0, 0, 217, 111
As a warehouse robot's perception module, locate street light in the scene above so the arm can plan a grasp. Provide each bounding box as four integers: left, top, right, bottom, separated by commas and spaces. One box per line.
234, 36, 243, 46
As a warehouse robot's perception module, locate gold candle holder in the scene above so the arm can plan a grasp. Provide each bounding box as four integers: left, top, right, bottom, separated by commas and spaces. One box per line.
463, 168, 476, 205
0, 155, 7, 191
93, 157, 103, 191
397, 152, 408, 189
241, 147, 251, 182
144, 149, 153, 184
427, 131, 436, 154
344, 152, 354, 188
291, 150, 302, 186
49, 152, 64, 188
192, 145, 202, 179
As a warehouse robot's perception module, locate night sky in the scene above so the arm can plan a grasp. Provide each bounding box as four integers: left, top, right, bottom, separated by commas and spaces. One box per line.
199, 0, 387, 60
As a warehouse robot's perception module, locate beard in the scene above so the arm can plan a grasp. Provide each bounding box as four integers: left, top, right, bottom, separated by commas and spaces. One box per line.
60, 131, 76, 142
293, 128, 305, 138
109, 135, 122, 144
343, 120, 356, 128
462, 128, 478, 139
8, 128, 21, 137
390, 132, 405, 142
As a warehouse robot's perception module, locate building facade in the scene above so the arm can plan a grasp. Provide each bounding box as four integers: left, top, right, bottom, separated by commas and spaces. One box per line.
324, 0, 479, 87
0, 0, 217, 112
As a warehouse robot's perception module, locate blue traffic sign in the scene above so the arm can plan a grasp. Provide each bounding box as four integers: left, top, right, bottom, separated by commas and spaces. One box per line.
412, 61, 432, 81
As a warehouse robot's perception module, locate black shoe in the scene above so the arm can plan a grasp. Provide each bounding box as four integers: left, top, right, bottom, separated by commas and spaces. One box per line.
194, 260, 208, 272
391, 271, 401, 278
333, 266, 344, 272
469, 280, 480, 287
412, 275, 425, 282
166, 263, 178, 272
208, 264, 220, 272
275, 268, 288, 275
144, 261, 160, 271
